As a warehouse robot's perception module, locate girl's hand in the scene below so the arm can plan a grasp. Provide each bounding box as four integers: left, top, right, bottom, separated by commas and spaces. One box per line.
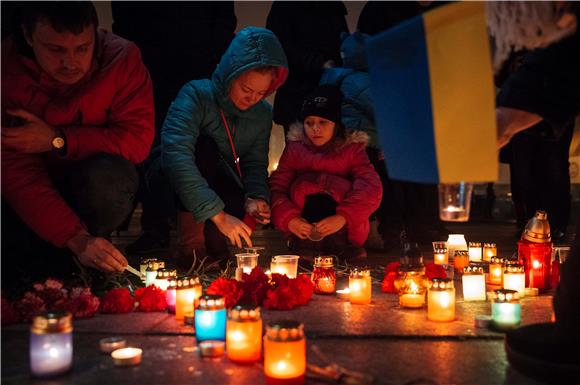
288, 217, 314, 239
315, 215, 346, 237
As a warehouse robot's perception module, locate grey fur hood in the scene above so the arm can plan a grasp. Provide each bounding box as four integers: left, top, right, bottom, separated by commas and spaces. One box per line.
286, 122, 369, 152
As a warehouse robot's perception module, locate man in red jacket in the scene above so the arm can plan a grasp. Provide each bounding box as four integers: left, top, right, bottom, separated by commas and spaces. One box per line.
1, 2, 154, 285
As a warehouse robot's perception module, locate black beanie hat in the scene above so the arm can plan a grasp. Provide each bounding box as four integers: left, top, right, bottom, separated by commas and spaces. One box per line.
300, 84, 342, 124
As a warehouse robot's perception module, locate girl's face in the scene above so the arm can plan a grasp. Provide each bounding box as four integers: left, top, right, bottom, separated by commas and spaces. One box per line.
229, 70, 273, 110
304, 115, 335, 147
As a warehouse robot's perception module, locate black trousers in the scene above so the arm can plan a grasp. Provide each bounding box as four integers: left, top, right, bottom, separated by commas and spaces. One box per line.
2, 153, 138, 290
509, 123, 573, 233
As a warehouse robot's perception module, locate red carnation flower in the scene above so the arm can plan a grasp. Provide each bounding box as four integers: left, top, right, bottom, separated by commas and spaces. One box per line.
240, 267, 270, 305
64, 287, 100, 318
101, 288, 135, 314
13, 292, 46, 322
263, 285, 297, 310
1, 296, 20, 325
290, 274, 314, 306
384, 262, 400, 275
381, 271, 398, 293
425, 263, 447, 280
134, 286, 167, 312
207, 277, 243, 308
32, 278, 67, 308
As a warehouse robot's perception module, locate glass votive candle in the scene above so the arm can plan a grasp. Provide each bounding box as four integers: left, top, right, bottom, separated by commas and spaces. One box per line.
175, 276, 202, 322
311, 256, 336, 295
487, 256, 505, 285
432, 241, 447, 252
427, 278, 455, 322
447, 234, 467, 265
433, 248, 448, 265
30, 311, 73, 378
111, 347, 142, 367
139, 257, 156, 279
195, 294, 227, 343
503, 263, 525, 297
236, 253, 259, 274
394, 258, 428, 309
153, 268, 176, 290
462, 265, 486, 301
270, 255, 300, 278
264, 320, 306, 385
145, 266, 158, 287
438, 182, 473, 222
491, 289, 521, 331
349, 268, 372, 304
468, 242, 482, 262
226, 304, 262, 363
453, 250, 470, 272
166, 278, 177, 314
483, 243, 497, 262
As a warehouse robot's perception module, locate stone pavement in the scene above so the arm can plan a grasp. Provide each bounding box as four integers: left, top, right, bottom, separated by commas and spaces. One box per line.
1, 220, 563, 385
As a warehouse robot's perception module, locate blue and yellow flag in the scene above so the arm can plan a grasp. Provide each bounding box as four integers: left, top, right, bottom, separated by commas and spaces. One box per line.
367, 2, 497, 184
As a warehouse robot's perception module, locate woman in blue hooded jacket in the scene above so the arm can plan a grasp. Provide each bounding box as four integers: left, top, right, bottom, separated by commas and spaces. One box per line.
161, 26, 288, 261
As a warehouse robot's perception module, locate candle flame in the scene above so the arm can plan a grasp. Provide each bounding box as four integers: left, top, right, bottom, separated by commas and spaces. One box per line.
493, 268, 502, 277
276, 361, 287, 371
532, 260, 541, 269
409, 280, 419, 293
49, 347, 59, 358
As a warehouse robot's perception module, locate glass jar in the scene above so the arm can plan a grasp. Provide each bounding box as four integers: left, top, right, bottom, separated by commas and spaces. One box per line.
395, 244, 429, 308
264, 320, 305, 385
30, 311, 73, 377
487, 256, 505, 285
153, 268, 176, 290
468, 242, 482, 262
503, 263, 525, 297
311, 256, 336, 295
427, 278, 455, 322
175, 276, 202, 322
491, 289, 521, 331
483, 242, 497, 262
226, 304, 262, 363
195, 294, 227, 343
349, 268, 372, 304
462, 265, 486, 301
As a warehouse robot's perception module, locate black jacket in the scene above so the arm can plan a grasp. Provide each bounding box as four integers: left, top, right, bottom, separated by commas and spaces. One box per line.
266, 1, 348, 127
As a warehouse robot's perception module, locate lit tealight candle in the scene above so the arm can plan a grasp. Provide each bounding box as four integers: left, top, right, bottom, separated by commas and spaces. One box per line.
99, 337, 127, 354
111, 347, 142, 367
270, 255, 300, 278
198, 340, 225, 358
468, 242, 482, 262
349, 268, 372, 304
462, 265, 486, 301
491, 289, 521, 331
335, 288, 350, 300
195, 294, 227, 345
30, 311, 73, 378
264, 321, 305, 385
311, 256, 336, 295
483, 243, 497, 262
175, 276, 202, 322
487, 256, 505, 285
226, 304, 262, 363
502, 263, 525, 297
427, 278, 455, 322
433, 248, 448, 265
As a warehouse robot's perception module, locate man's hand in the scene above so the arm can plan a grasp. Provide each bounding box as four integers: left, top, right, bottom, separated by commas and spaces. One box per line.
66, 230, 128, 272
2, 109, 57, 153
288, 217, 314, 239
211, 211, 253, 248
496, 107, 543, 148
245, 197, 271, 224
314, 214, 346, 238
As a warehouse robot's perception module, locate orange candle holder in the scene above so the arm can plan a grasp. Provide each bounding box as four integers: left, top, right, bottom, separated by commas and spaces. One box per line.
433, 248, 448, 265
483, 242, 497, 262
395, 243, 429, 309
264, 321, 305, 385
311, 257, 336, 295
175, 276, 202, 322
453, 250, 470, 272
348, 268, 372, 304
427, 278, 455, 322
226, 304, 262, 364
487, 256, 505, 285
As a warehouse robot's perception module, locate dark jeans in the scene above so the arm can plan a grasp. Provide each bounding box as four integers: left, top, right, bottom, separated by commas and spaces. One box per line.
1, 153, 138, 290
509, 123, 573, 233
148, 136, 246, 259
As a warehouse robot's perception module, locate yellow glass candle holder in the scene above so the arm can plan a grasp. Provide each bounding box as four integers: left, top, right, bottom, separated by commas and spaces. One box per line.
349, 268, 372, 304
462, 265, 486, 301
487, 256, 505, 285
427, 278, 455, 322
503, 263, 525, 297
175, 276, 202, 322
311, 256, 336, 295
483, 242, 497, 262
433, 248, 448, 265
226, 304, 262, 363
468, 242, 482, 262
264, 321, 305, 385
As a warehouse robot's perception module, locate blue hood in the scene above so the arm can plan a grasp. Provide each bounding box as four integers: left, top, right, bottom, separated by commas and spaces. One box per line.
340, 31, 370, 71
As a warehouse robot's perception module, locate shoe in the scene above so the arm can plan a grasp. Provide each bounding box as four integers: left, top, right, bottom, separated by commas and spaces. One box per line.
505, 323, 580, 382
124, 231, 169, 255
343, 246, 367, 261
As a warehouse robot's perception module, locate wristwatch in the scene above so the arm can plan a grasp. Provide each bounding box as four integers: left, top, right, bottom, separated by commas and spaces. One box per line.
51, 130, 66, 150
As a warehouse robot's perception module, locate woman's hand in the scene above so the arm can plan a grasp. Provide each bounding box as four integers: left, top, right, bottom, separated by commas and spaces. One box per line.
314, 215, 346, 238
211, 211, 253, 248
288, 217, 314, 239
245, 198, 271, 224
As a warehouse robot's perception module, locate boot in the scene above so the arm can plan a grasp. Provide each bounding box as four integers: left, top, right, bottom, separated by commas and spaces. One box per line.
175, 211, 206, 271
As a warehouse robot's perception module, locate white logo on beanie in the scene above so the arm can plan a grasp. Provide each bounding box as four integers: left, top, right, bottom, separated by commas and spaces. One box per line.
313, 96, 328, 103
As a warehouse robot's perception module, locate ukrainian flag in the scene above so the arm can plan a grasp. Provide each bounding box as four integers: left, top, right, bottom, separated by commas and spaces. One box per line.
367, 2, 497, 184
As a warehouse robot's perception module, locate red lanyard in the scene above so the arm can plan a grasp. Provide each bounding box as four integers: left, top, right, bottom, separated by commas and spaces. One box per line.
220, 110, 242, 178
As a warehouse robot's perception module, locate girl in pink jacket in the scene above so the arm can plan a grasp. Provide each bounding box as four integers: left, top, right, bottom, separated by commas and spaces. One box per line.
269, 85, 382, 260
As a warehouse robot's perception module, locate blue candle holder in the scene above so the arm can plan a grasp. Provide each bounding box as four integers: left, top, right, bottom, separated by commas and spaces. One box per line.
491, 289, 521, 331
195, 294, 226, 342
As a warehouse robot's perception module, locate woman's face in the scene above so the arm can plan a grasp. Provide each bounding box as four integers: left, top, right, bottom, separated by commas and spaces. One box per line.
304, 116, 335, 147
229, 70, 273, 110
